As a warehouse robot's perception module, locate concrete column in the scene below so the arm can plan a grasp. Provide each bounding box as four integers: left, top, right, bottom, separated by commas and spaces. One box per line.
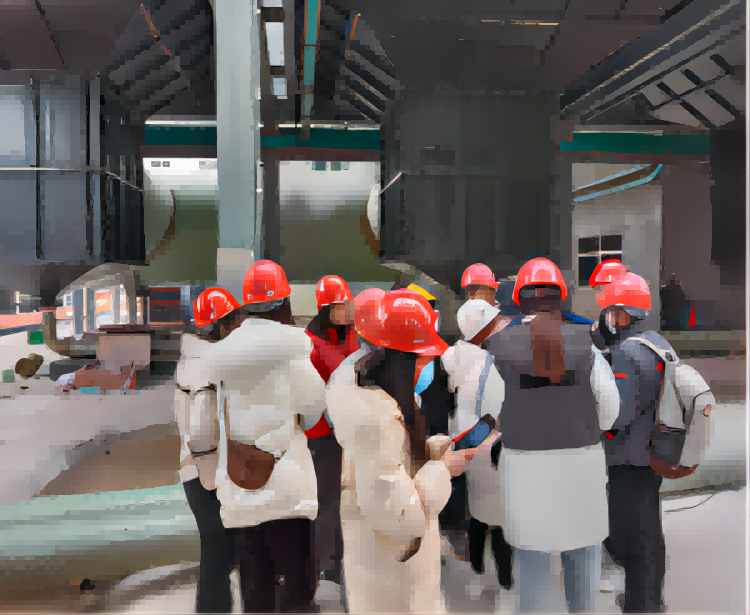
261, 155, 281, 263
550, 154, 575, 309
214, 0, 263, 300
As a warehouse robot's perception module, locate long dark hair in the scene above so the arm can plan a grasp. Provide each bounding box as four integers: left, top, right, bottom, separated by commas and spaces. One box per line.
520, 298, 566, 385
309, 304, 347, 343
254, 297, 296, 326
356, 347, 429, 474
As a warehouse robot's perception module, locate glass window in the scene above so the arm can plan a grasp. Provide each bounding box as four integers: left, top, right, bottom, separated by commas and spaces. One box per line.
271, 77, 287, 99
264, 22, 285, 66
578, 256, 599, 287
577, 235, 624, 286
312, 161, 327, 171
601, 235, 623, 251
578, 236, 599, 254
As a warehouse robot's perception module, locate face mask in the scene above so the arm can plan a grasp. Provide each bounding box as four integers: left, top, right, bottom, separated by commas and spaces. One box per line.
414, 359, 435, 395
605, 311, 617, 335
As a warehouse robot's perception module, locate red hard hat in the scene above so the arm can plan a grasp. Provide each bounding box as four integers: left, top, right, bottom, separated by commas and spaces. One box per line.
596, 272, 651, 311
589, 260, 628, 288
193, 288, 241, 328
316, 275, 353, 310
353, 288, 387, 341
512, 258, 568, 305
242, 260, 292, 305
462, 263, 499, 290
360, 290, 449, 356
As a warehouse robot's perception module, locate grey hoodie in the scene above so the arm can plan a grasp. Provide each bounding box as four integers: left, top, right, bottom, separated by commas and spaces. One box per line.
602, 327, 669, 467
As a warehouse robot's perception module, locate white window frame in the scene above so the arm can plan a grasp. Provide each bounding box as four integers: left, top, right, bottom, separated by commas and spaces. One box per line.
577, 234, 623, 287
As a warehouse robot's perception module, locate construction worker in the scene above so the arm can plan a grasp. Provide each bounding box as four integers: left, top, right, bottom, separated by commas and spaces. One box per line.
442, 299, 512, 589
591, 272, 672, 613
481, 258, 620, 613
205, 260, 326, 613
461, 263, 501, 307
304, 275, 359, 586
173, 287, 241, 613
325, 288, 475, 613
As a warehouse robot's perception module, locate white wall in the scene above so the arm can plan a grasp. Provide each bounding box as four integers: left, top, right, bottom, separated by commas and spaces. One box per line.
571, 164, 662, 329
572, 163, 643, 190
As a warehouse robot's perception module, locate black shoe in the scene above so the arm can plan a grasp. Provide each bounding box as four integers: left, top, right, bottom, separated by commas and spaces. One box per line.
616, 591, 666, 614
468, 518, 489, 575
322, 568, 342, 585
490, 528, 513, 590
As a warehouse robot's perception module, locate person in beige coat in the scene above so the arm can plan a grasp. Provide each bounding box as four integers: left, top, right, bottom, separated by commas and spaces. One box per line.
325, 288, 476, 614
173, 287, 242, 613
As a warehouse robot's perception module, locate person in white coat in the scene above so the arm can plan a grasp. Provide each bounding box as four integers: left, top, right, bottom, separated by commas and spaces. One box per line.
441, 299, 513, 588
203, 261, 326, 614
481, 258, 621, 614
173, 287, 242, 613
325, 288, 476, 614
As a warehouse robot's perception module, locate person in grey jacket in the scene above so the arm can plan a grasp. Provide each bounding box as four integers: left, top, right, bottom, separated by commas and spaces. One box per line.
482, 258, 620, 614
590, 271, 668, 614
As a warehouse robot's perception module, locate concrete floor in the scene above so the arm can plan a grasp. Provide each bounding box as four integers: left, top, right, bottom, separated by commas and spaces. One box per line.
89, 489, 747, 614
0, 330, 745, 613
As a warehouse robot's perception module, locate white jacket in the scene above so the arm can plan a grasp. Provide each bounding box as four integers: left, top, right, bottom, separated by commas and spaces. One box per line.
441, 340, 505, 439
173, 334, 220, 491
202, 318, 326, 529
326, 347, 453, 614
441, 340, 505, 525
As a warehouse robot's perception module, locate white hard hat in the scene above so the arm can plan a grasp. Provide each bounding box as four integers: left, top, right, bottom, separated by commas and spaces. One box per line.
457, 300, 501, 341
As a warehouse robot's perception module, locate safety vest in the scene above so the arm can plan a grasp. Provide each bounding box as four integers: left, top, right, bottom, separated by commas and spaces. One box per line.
484, 320, 600, 451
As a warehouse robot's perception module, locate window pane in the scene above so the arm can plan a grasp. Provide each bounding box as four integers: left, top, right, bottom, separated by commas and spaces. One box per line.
312, 161, 326, 171
330, 161, 342, 171
578, 256, 599, 286
271, 77, 287, 99
601, 253, 622, 263
601, 235, 623, 251
264, 22, 285, 66
578, 236, 599, 254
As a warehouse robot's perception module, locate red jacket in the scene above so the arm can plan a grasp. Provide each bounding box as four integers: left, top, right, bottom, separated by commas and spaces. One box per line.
304, 322, 360, 438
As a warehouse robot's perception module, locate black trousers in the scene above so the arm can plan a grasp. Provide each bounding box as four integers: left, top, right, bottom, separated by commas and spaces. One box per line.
438, 474, 470, 532
604, 465, 666, 613
468, 517, 514, 590
183, 478, 237, 614
307, 434, 344, 581
236, 517, 317, 613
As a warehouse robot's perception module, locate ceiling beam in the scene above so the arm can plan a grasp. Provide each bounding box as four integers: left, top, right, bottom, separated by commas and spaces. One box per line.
34, 0, 65, 67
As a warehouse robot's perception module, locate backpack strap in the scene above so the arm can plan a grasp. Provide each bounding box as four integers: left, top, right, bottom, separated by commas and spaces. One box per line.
474, 353, 495, 419
630, 336, 687, 423
629, 336, 679, 365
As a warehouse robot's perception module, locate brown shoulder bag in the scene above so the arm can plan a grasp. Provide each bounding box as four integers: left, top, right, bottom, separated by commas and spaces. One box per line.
223, 396, 280, 491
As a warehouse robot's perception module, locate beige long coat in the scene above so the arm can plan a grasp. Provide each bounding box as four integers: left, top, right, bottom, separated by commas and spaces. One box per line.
326, 347, 453, 614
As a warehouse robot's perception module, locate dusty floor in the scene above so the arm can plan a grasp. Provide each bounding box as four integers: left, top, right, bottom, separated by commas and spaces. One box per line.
7, 490, 742, 614
37, 424, 181, 498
